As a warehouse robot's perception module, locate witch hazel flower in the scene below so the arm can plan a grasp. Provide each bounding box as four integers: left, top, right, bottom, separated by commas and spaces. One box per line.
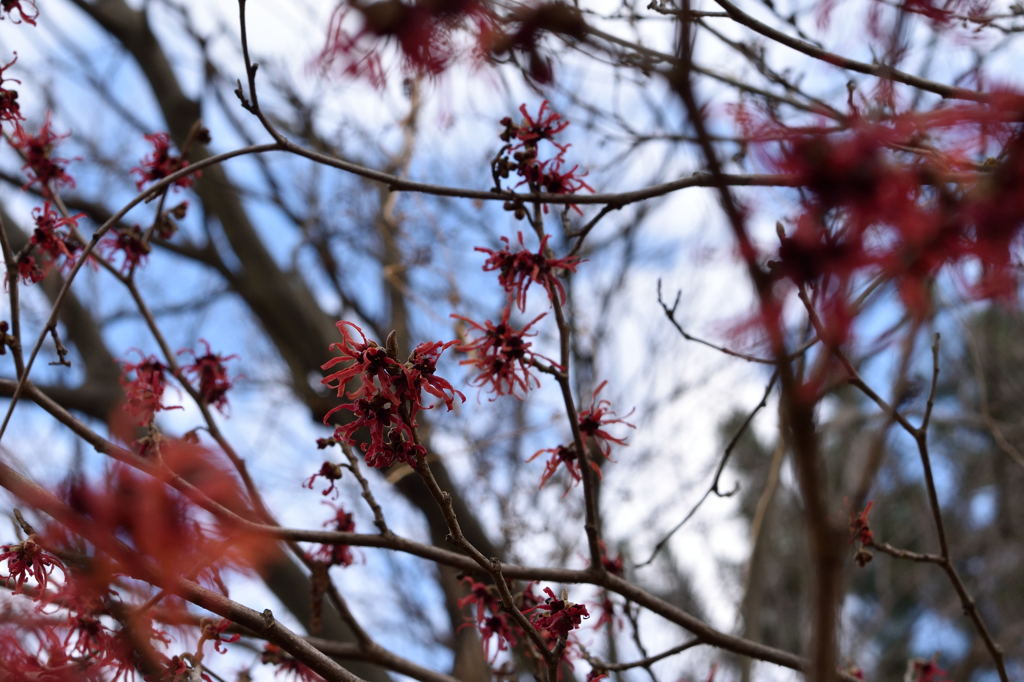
577, 380, 634, 459
321, 321, 404, 404
16, 203, 85, 284
132, 132, 198, 191
321, 321, 464, 469
317, 0, 492, 87
120, 352, 181, 426
100, 224, 151, 274
458, 575, 499, 628
200, 618, 240, 656
452, 309, 556, 397
305, 460, 344, 498
907, 658, 950, 682
11, 115, 75, 196
180, 339, 237, 413
494, 101, 593, 213
404, 339, 465, 411
0, 0, 37, 25
0, 535, 66, 598
500, 100, 570, 151
309, 504, 356, 568
850, 500, 875, 567
0, 54, 23, 127
524, 587, 589, 639
529, 381, 633, 488
458, 575, 537, 662
528, 443, 583, 489
476, 232, 581, 311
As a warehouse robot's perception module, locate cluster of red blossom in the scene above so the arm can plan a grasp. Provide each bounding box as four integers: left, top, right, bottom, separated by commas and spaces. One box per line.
446, 105, 632, 489
130, 132, 197, 192
320, 320, 465, 469
0, 10, 74, 206
316, 0, 587, 87
450, 106, 586, 403
119, 342, 234, 454
457, 576, 592, 668
745, 94, 1024, 343
308, 503, 357, 568
2, 2, 197, 283
453, 229, 577, 400
529, 380, 635, 489
455, 227, 632, 490
16, 203, 84, 284
493, 101, 594, 214
0, 440, 263, 680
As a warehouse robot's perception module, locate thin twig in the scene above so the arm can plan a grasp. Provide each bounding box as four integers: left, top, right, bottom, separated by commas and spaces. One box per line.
638, 371, 777, 568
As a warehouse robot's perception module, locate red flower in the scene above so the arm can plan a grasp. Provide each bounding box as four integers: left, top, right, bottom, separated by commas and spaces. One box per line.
261, 643, 320, 681
131, 132, 197, 191
593, 593, 619, 631
58, 440, 267, 593
119, 352, 180, 426
404, 339, 466, 411
531, 158, 594, 198
321, 321, 403, 408
0, 626, 81, 679
771, 215, 870, 288
317, 0, 491, 87
11, 115, 75, 195
0, 53, 23, 126
457, 575, 520, 661
64, 612, 113, 658
960, 130, 1024, 300
30, 202, 84, 271
0, 535, 66, 598
850, 501, 874, 546
476, 232, 581, 310
332, 394, 423, 469
14, 203, 85, 284
305, 460, 344, 498
453, 309, 554, 396
478, 611, 518, 661
774, 122, 924, 234
524, 587, 589, 638
322, 322, 463, 469
598, 540, 623, 576
528, 443, 585, 489
909, 658, 950, 682
496, 102, 594, 212
0, 0, 37, 25
180, 339, 237, 413
502, 101, 570, 151
309, 504, 356, 568
101, 225, 150, 273
16, 252, 43, 283
201, 618, 240, 655
341, 401, 412, 466
531, 387, 631, 487
577, 381, 634, 459
458, 575, 498, 626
